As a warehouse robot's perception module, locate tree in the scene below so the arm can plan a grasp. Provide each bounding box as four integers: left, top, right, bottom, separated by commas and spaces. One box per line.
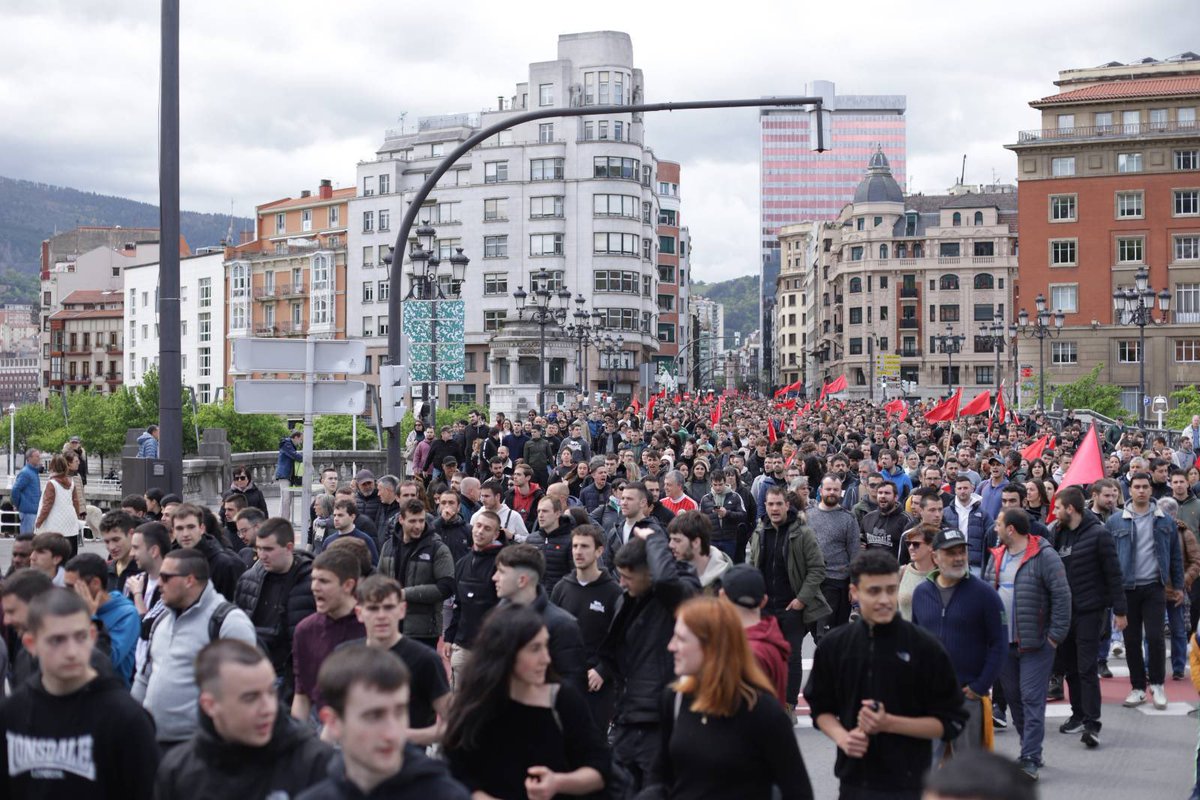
1051, 363, 1130, 421
195, 393, 288, 453
313, 415, 378, 450
1168, 385, 1200, 431
398, 403, 489, 448
12, 403, 67, 455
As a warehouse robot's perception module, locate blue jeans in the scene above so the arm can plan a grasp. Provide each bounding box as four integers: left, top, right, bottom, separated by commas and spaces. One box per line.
19, 511, 36, 535
1169, 600, 1188, 676
998, 641, 1056, 764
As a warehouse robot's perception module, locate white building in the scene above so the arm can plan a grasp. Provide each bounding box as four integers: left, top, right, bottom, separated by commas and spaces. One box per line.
348, 31, 687, 414
122, 252, 227, 402
691, 296, 726, 388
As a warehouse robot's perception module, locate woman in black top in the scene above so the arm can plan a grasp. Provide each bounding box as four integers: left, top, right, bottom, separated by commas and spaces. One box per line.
443, 605, 608, 800
645, 596, 813, 800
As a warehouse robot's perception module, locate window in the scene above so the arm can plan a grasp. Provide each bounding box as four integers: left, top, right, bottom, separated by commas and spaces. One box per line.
972, 241, 994, 257
1095, 111, 1113, 131
1117, 340, 1141, 363
530, 234, 564, 256
1050, 284, 1078, 313
594, 234, 640, 257
198, 313, 211, 343
850, 246, 864, 261
530, 158, 564, 181
657, 235, 676, 255
657, 264, 677, 283
363, 176, 375, 196
583, 72, 595, 105
593, 270, 639, 294
426, 202, 458, 224
1176, 339, 1200, 362
376, 175, 388, 196
879, 244, 889, 259
1176, 150, 1200, 171
849, 307, 862, 324
952, 212, 961, 226
642, 238, 652, 260
1175, 189, 1200, 216
362, 282, 374, 303
657, 323, 675, 343
484, 161, 508, 184
657, 294, 674, 312
378, 280, 389, 301
939, 274, 960, 290
1050, 194, 1076, 222
301, 209, 312, 232
593, 156, 640, 180
1177, 283, 1200, 322
378, 245, 390, 266
377, 209, 390, 231
658, 208, 677, 226
377, 315, 389, 335
939, 305, 960, 322
598, 121, 609, 140
614, 121, 624, 142
361, 316, 374, 338
1051, 342, 1077, 364
879, 306, 888, 321
1117, 153, 1143, 173
1044, 239, 1075, 266
483, 235, 508, 258
198, 278, 212, 308
447, 384, 477, 406
538, 123, 554, 143
431, 143, 444, 157
538, 83, 553, 106
847, 338, 863, 355
483, 273, 507, 295
593, 194, 639, 218
974, 303, 995, 321
1117, 237, 1144, 263
849, 277, 862, 293
1052, 157, 1076, 177
582, 121, 594, 141
362, 210, 374, 232
1182, 108, 1198, 127
198, 348, 211, 378
274, 212, 286, 234
1116, 191, 1144, 218
530, 196, 564, 218
642, 201, 652, 225
1150, 108, 1168, 130
597, 308, 639, 331
1175, 236, 1200, 262
483, 310, 507, 332
484, 198, 506, 221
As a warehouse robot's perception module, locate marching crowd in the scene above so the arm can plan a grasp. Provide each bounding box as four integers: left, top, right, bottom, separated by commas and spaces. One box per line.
1, 395, 1199, 800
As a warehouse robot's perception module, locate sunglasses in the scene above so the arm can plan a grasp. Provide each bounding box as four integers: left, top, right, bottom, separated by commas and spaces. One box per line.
158, 571, 185, 582
906, 540, 926, 549
233, 475, 249, 482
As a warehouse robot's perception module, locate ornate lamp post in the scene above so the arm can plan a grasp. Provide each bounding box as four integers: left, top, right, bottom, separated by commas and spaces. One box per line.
932, 324, 966, 396
513, 267, 572, 413
1113, 267, 1171, 427
977, 311, 1009, 392
1014, 293, 1064, 411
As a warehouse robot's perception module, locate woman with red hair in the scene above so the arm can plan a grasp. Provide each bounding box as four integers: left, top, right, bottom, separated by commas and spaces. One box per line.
642, 596, 813, 799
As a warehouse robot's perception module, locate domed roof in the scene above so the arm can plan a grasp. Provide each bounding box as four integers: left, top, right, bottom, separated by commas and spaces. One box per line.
853, 146, 903, 204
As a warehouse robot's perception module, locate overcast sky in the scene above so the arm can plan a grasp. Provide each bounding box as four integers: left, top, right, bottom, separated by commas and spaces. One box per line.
1, 0, 1196, 281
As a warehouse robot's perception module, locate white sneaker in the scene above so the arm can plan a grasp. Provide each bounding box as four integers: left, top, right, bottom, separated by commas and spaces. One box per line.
1123, 689, 1146, 707
1151, 684, 1168, 710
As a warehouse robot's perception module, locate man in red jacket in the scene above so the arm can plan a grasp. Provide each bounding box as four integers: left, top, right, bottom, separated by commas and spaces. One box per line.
720, 564, 791, 705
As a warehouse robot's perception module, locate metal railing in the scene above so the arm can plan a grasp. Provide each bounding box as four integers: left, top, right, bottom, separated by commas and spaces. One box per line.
1017, 119, 1199, 144
900, 286, 919, 299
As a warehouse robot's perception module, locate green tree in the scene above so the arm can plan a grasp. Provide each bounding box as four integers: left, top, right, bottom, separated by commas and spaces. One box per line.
313, 415, 378, 450
1168, 385, 1200, 430
195, 392, 288, 453
397, 403, 489, 448
1051, 363, 1130, 421
12, 402, 67, 454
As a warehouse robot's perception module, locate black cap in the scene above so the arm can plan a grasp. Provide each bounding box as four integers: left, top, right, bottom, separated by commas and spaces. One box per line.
932, 528, 968, 551
720, 565, 766, 610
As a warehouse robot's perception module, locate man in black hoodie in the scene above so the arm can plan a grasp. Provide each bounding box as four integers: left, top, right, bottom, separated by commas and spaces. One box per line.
297, 645, 469, 800
443, 511, 504, 687
173, 503, 246, 601
552, 524, 622, 728
156, 639, 331, 798
0, 588, 158, 800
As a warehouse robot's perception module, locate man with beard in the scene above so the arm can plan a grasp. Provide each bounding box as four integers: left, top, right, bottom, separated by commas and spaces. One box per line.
808, 475, 861, 636
911, 528, 1006, 758
666, 510, 731, 594
751, 452, 787, 522
860, 482, 912, 564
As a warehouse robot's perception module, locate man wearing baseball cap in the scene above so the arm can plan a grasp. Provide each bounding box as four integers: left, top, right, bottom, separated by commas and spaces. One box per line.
911, 527, 1006, 759
719, 564, 790, 705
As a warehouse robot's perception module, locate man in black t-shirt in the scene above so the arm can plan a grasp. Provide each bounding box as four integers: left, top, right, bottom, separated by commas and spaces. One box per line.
351, 574, 449, 745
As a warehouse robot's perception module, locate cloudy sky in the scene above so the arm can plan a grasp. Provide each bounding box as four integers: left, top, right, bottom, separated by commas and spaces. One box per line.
1, 0, 1196, 281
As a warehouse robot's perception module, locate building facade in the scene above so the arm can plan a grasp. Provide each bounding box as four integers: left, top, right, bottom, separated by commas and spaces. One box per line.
224, 181, 351, 386
0, 355, 40, 407
1006, 54, 1200, 415
690, 296, 726, 390
347, 31, 686, 416
46, 290, 124, 396
760, 81, 906, 385
123, 252, 227, 401
654, 161, 691, 389
0, 305, 38, 354
775, 221, 821, 392
785, 151, 1017, 401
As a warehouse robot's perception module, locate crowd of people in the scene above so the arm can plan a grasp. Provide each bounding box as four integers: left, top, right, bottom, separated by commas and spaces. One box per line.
0, 396, 1198, 799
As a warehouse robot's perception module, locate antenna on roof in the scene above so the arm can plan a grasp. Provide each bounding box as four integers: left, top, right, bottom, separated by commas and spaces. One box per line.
960, 154, 967, 186
397, 112, 408, 135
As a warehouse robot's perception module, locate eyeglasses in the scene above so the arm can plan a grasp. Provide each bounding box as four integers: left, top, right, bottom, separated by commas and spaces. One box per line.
906, 540, 926, 549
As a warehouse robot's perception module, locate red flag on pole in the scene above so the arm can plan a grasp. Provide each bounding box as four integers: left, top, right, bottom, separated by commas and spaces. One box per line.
884, 397, 907, 420
923, 388, 963, 423
767, 419, 777, 444
959, 389, 992, 417
631, 397, 640, 414
646, 394, 657, 421
1020, 434, 1049, 463
710, 395, 724, 427
1045, 425, 1105, 523
823, 374, 848, 395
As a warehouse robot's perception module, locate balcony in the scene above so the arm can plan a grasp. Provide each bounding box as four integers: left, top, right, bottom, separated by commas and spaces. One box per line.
276, 322, 307, 336
1016, 119, 1198, 145
254, 323, 277, 336
254, 284, 291, 301
105, 372, 121, 382
900, 286, 919, 299
105, 344, 122, 354
899, 348, 922, 358
899, 319, 919, 329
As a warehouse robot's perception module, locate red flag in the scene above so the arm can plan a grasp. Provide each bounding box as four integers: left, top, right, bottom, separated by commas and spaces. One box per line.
710, 395, 724, 427
959, 389, 991, 417
631, 397, 640, 414
785, 449, 797, 467
1045, 425, 1105, 524
991, 382, 1008, 436
823, 375, 848, 395
884, 397, 907, 421
924, 388, 962, 423
646, 394, 657, 421
767, 419, 777, 444
1020, 434, 1049, 463
800, 402, 811, 416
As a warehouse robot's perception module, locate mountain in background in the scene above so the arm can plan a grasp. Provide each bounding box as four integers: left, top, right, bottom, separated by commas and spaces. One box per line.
0, 175, 252, 283
692, 274, 758, 343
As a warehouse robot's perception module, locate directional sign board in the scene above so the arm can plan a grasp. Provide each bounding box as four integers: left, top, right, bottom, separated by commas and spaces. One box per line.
874, 354, 901, 378
234, 380, 368, 415
232, 338, 367, 375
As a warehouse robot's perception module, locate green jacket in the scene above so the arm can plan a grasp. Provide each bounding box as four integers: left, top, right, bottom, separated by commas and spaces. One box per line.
749, 510, 832, 625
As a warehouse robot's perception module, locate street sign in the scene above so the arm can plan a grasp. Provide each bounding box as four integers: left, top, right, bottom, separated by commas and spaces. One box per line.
232, 338, 367, 375
1020, 364, 1034, 379
234, 380, 368, 415
874, 353, 901, 378
403, 299, 466, 382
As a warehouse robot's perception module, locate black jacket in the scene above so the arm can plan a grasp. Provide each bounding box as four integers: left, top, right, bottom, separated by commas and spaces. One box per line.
195, 533, 247, 601
433, 513, 472, 565
513, 587, 587, 696
1056, 510, 1127, 615
602, 514, 668, 576
155, 706, 332, 800
424, 438, 465, 474
804, 617, 968, 792
530, 514, 575, 595
445, 544, 502, 649
551, 570, 623, 668
370, 498, 401, 546
597, 531, 700, 725
378, 530, 456, 639
234, 552, 316, 680
355, 489, 383, 533
296, 747, 468, 800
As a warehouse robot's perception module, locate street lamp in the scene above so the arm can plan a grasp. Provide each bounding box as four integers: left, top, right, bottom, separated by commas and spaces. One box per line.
513, 267, 572, 413
7, 403, 15, 477
977, 311, 1009, 392
565, 296, 605, 405
384, 222, 469, 429
1113, 267, 1171, 427
599, 334, 626, 401
932, 324, 966, 396
1014, 293, 1065, 411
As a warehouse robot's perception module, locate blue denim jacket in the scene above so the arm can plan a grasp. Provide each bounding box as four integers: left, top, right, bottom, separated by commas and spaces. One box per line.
1106, 503, 1184, 590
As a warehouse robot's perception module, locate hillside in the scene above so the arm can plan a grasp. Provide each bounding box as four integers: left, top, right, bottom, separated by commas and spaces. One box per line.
692, 274, 759, 342
0, 176, 251, 286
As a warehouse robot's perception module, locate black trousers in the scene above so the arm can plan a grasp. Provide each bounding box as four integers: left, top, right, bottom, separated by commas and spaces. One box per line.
776, 608, 809, 705
611, 722, 660, 798
1124, 582, 1167, 689
816, 578, 850, 641
1062, 608, 1103, 731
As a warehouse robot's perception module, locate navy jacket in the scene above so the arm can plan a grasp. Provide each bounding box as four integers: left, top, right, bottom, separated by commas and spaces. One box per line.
911, 572, 1006, 696
942, 500, 995, 573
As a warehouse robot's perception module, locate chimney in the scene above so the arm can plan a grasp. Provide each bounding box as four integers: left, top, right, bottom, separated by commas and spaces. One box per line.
300, 190, 311, 198
239, 230, 253, 245
498, 96, 504, 110
319, 179, 333, 200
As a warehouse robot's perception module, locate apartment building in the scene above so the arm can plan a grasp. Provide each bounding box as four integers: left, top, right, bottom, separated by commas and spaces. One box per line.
775, 221, 821, 392
1006, 53, 1200, 414
655, 161, 690, 388
46, 290, 124, 395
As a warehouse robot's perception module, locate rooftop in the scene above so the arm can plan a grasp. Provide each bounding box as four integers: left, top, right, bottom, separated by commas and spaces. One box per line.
1034, 75, 1200, 106
60, 290, 124, 307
